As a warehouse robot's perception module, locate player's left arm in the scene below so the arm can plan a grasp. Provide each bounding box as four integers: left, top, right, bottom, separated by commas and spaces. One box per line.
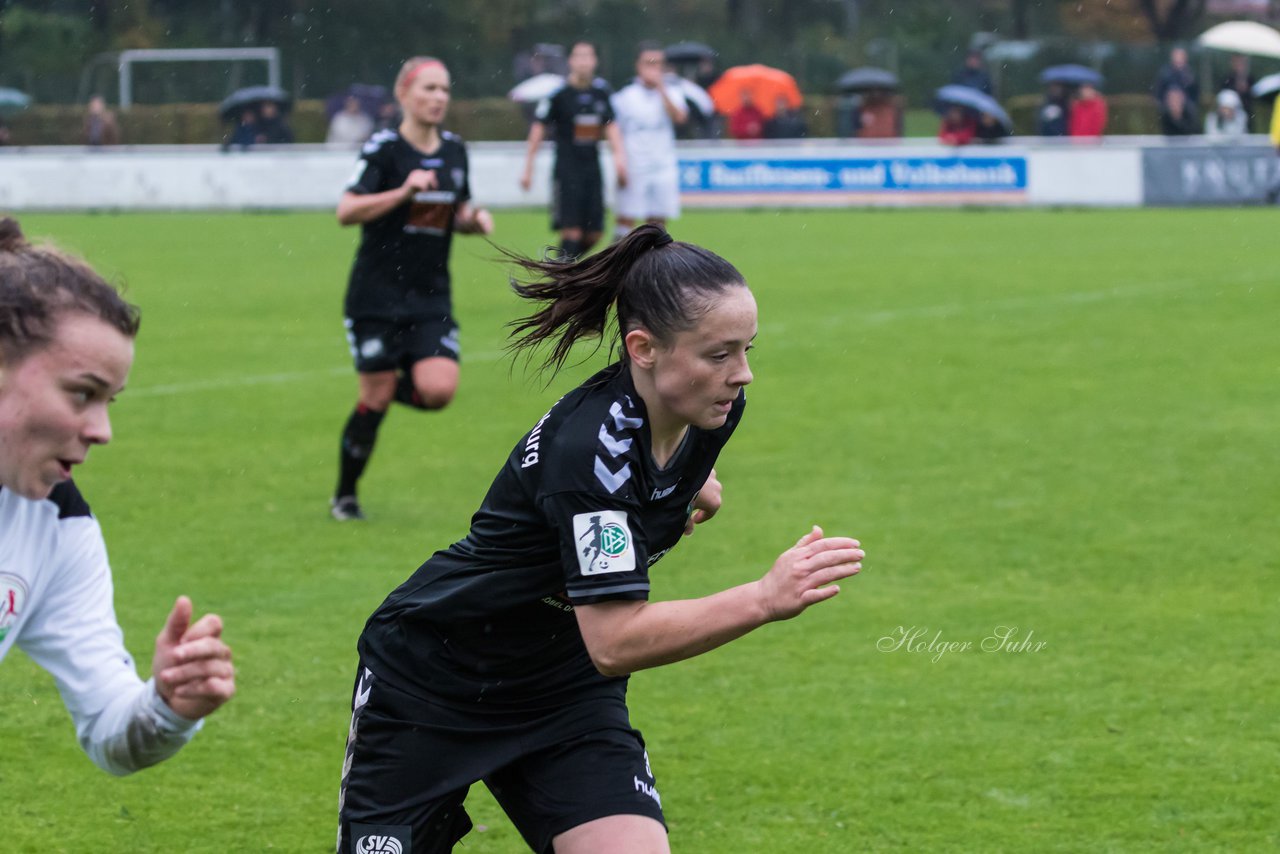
684, 468, 722, 535
605, 122, 628, 188
452, 146, 492, 235
455, 202, 493, 235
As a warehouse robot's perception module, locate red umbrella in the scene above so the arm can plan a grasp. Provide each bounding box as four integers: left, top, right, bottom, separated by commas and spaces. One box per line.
708, 64, 803, 118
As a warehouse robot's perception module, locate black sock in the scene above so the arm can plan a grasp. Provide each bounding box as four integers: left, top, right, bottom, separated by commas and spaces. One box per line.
336, 404, 386, 499
559, 238, 582, 260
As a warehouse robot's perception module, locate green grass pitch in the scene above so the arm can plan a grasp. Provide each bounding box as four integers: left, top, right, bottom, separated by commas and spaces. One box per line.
2, 207, 1277, 852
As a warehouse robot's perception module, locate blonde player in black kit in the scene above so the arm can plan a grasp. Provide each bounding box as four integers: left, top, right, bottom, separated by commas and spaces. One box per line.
336, 224, 865, 853
331, 56, 493, 521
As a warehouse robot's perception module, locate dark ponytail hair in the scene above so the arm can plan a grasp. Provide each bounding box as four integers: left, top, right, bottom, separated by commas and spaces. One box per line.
507, 223, 746, 375
0, 216, 140, 364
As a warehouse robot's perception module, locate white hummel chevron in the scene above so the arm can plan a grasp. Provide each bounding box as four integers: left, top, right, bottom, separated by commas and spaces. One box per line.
598, 424, 633, 457
594, 456, 633, 493
610, 401, 643, 432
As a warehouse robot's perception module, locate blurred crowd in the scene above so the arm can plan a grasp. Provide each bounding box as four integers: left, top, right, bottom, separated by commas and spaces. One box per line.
1, 40, 1274, 150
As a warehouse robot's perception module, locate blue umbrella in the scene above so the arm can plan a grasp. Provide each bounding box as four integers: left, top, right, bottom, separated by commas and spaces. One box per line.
324, 83, 390, 120
933, 85, 1012, 130
1039, 64, 1104, 87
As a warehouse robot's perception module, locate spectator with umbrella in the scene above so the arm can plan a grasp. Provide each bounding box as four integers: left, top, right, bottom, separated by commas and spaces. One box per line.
1036, 66, 1105, 138
934, 85, 1010, 146
256, 100, 293, 145
218, 85, 290, 150
1220, 54, 1256, 131
710, 64, 802, 140
835, 68, 902, 139
938, 105, 976, 145
663, 42, 717, 139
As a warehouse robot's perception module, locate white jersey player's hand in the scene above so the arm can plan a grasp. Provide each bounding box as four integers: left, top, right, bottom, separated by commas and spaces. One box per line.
152, 596, 235, 720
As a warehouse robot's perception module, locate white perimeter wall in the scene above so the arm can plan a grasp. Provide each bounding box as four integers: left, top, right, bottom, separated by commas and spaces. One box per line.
0, 139, 1158, 211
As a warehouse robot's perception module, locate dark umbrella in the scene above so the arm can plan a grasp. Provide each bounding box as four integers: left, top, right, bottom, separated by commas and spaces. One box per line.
664, 41, 716, 64
219, 85, 291, 121
1039, 64, 1104, 87
324, 84, 390, 120
0, 87, 32, 117
934, 84, 1012, 130
836, 67, 900, 93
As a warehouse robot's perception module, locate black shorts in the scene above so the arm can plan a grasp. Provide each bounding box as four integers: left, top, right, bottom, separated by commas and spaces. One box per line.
345, 316, 459, 374
337, 664, 665, 854
552, 169, 605, 233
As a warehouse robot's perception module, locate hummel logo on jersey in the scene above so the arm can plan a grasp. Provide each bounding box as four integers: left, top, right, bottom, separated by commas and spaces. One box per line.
651, 482, 678, 500
574, 510, 635, 575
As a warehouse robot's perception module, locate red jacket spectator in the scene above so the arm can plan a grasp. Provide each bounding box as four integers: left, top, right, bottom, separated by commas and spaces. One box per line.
1068, 85, 1107, 137
728, 99, 766, 140
937, 108, 976, 146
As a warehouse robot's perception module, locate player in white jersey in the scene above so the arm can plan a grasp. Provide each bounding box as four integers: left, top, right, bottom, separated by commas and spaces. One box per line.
0, 217, 235, 776
610, 42, 688, 238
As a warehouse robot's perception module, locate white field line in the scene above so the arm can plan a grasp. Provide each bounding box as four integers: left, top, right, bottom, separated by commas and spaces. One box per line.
760, 278, 1203, 337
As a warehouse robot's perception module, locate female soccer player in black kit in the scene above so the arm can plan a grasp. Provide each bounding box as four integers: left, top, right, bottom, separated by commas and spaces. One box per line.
331, 56, 493, 521
336, 224, 865, 853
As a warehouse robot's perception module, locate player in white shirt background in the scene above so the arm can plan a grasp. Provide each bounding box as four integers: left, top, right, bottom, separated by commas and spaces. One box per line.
610, 42, 689, 239
0, 217, 235, 776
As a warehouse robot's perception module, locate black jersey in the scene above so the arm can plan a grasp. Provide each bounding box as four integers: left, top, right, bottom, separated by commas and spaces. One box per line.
534, 79, 615, 177
343, 128, 472, 322
359, 362, 745, 708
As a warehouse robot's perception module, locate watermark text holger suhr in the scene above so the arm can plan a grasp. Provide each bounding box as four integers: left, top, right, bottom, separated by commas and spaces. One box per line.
878, 626, 1047, 663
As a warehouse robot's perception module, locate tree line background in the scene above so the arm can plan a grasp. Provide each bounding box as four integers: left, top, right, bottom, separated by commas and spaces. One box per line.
0, 0, 1258, 107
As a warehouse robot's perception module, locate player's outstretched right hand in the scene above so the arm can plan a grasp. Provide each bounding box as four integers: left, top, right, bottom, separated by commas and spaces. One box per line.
757, 526, 863, 622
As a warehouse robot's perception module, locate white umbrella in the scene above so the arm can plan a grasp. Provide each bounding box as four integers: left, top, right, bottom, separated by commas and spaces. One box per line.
1252, 71, 1280, 100
663, 73, 714, 114
1197, 20, 1280, 59
508, 73, 565, 103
